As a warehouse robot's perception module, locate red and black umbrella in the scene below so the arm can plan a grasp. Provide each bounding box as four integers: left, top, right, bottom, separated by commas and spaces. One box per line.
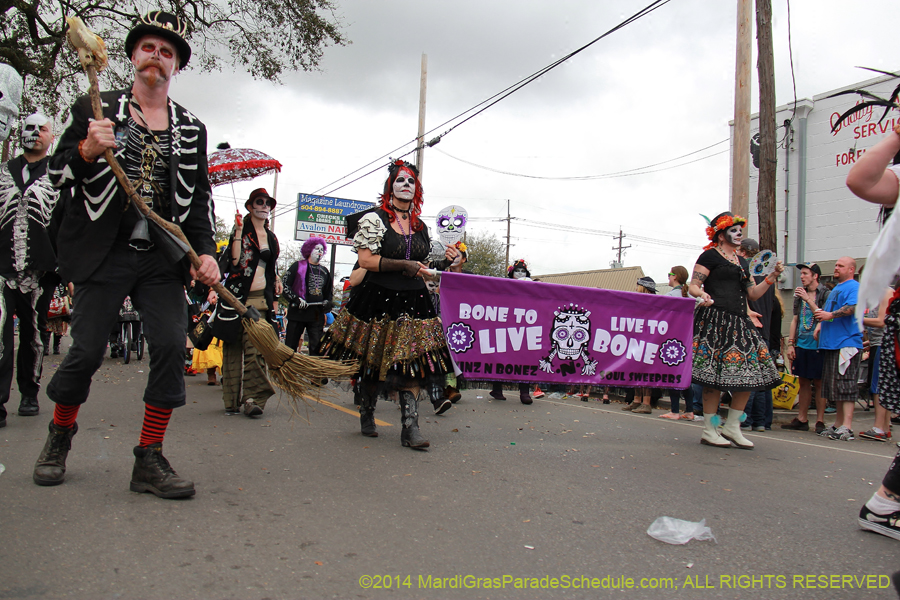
207, 147, 282, 187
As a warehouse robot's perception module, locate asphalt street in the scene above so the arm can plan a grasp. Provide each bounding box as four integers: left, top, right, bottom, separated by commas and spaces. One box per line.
1, 346, 898, 600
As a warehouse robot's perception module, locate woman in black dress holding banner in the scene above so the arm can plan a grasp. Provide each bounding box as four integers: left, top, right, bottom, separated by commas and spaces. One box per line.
319, 160, 457, 449
688, 212, 782, 450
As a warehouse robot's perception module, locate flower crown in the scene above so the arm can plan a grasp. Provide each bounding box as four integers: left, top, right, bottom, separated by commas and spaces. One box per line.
703, 213, 746, 250
508, 259, 528, 273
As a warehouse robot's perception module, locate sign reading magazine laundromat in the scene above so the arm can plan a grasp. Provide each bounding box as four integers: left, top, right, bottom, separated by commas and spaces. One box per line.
295, 194, 375, 244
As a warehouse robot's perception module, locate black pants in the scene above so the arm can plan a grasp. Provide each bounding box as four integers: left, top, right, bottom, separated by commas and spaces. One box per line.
0, 276, 54, 420
48, 249, 188, 409
285, 317, 324, 355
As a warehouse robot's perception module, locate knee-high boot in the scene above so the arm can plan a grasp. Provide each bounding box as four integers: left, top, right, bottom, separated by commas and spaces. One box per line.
359, 394, 378, 437
399, 390, 429, 449
720, 407, 754, 449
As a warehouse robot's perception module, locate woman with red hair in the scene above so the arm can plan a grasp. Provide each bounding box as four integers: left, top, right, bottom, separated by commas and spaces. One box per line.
320, 160, 459, 449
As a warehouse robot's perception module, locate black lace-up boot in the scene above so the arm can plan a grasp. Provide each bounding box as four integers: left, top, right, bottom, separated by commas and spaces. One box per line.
33, 421, 78, 485
130, 443, 196, 499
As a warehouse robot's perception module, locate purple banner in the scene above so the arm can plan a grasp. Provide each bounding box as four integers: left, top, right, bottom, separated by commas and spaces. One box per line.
439, 273, 695, 388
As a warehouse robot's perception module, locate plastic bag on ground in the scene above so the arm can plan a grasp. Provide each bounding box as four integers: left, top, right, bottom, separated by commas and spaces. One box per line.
647, 516, 716, 545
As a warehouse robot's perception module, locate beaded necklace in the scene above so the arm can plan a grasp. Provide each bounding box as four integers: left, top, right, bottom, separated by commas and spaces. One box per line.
395, 215, 412, 260
715, 245, 740, 267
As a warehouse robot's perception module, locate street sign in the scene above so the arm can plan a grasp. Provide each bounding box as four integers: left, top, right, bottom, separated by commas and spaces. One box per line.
295, 194, 375, 246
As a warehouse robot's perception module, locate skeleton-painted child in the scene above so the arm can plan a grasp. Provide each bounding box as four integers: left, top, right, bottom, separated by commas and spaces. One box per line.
0, 112, 63, 426
281, 236, 333, 355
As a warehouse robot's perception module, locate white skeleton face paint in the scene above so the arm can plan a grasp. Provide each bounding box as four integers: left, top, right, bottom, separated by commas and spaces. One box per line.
725, 225, 743, 246
425, 279, 438, 293
22, 113, 51, 151
0, 64, 23, 141
392, 167, 416, 202
309, 245, 325, 265
252, 206, 270, 220
436, 205, 468, 246
513, 268, 528, 280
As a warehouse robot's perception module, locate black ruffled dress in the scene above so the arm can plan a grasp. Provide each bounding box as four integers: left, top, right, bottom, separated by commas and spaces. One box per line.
318, 209, 451, 401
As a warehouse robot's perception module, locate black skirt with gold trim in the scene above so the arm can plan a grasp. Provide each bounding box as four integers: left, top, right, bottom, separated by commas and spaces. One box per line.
318, 280, 451, 398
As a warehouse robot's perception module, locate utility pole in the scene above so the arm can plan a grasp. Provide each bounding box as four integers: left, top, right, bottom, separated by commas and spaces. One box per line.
505, 199, 511, 268
612, 228, 631, 268
756, 0, 778, 252
731, 0, 752, 219
415, 53, 428, 177
269, 170, 279, 233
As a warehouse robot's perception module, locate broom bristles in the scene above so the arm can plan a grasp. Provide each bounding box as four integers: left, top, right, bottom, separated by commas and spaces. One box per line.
242, 318, 359, 417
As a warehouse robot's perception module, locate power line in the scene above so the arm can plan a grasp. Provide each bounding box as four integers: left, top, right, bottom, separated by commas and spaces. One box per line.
514, 219, 702, 250
434, 139, 729, 180
270, 0, 676, 219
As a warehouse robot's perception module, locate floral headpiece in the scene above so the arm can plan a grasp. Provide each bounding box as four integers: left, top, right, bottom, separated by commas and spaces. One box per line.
387, 158, 418, 179
507, 259, 530, 278
703, 212, 746, 250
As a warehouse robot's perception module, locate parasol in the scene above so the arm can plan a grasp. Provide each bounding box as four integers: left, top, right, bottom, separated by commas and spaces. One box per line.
208, 148, 282, 187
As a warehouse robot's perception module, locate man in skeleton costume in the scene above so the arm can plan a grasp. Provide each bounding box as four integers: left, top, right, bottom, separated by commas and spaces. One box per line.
0, 113, 62, 426
32, 11, 218, 499
281, 236, 332, 354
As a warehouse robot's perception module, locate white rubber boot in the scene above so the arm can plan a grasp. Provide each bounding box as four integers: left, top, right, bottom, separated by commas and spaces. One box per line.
720, 408, 754, 449
700, 413, 731, 448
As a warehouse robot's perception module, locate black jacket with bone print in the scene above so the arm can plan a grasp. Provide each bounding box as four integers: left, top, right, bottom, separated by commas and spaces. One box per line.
47, 89, 216, 283
0, 155, 63, 277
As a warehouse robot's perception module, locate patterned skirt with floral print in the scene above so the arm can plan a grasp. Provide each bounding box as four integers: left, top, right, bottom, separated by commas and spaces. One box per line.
692, 306, 781, 392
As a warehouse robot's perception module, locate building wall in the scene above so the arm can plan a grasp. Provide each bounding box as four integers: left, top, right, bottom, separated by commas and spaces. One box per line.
730, 72, 896, 338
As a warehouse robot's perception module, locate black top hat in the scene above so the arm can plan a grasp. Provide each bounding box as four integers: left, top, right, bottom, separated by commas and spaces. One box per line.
125, 11, 191, 69
246, 188, 276, 210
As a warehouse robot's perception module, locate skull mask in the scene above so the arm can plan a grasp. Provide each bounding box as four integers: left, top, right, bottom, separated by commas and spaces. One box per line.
22, 113, 50, 151
0, 63, 24, 142
436, 205, 467, 247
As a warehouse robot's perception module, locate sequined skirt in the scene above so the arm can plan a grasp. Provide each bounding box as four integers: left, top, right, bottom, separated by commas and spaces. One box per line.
318, 281, 452, 394
692, 306, 780, 392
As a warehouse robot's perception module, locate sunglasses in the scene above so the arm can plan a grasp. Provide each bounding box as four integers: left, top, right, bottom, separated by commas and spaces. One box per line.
668, 272, 675, 277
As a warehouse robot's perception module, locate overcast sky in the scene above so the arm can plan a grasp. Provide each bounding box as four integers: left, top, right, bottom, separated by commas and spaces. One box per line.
169, 0, 899, 282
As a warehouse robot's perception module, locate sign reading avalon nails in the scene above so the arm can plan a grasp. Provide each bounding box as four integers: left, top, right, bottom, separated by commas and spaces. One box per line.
438, 273, 695, 388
